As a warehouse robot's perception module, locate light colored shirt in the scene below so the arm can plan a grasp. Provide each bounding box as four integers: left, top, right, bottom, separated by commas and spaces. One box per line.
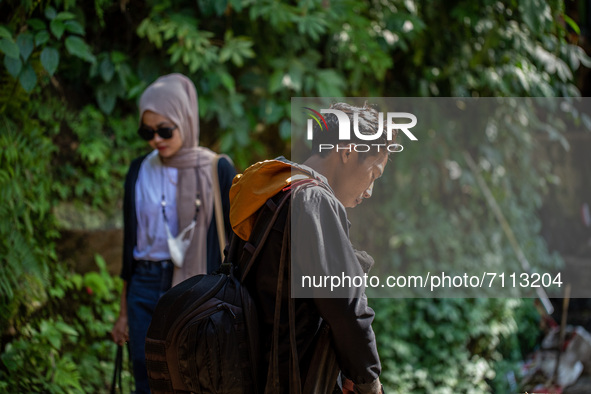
133, 150, 179, 261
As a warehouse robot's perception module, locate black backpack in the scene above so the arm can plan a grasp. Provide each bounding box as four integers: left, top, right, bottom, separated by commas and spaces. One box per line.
145, 188, 297, 394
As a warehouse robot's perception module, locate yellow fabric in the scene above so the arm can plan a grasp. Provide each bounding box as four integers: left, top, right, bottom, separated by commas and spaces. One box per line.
229, 160, 309, 240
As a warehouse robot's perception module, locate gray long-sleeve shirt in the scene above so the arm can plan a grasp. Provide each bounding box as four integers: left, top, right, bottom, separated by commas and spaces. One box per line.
290, 162, 381, 385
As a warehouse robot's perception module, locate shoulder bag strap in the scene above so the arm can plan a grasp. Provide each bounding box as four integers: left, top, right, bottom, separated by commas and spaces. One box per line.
212, 154, 232, 259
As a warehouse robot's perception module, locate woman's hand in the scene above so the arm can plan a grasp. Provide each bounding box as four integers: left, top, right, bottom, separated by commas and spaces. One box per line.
111, 315, 129, 346
112, 280, 129, 346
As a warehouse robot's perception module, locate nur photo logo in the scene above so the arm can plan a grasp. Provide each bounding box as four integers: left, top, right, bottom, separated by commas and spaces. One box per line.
303, 106, 418, 153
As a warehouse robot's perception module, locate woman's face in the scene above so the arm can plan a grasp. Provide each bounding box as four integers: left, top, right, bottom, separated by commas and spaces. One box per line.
141, 110, 183, 158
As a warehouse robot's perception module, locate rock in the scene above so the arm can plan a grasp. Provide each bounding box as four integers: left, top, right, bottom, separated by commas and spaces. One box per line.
57, 228, 123, 275
53, 201, 123, 275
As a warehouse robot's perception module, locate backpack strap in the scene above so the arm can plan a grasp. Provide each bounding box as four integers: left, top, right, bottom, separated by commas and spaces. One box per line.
236, 188, 293, 282
236, 178, 323, 282
264, 202, 302, 394
225, 178, 321, 392
285, 213, 302, 394
301, 321, 339, 393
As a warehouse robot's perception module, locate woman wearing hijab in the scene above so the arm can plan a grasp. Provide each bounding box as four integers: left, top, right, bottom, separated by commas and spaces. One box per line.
110, 74, 235, 393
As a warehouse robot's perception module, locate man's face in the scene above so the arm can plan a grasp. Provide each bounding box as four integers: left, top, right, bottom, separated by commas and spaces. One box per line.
333, 148, 388, 208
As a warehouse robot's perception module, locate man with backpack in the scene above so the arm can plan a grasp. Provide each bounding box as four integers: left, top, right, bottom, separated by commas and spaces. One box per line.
145, 102, 390, 393
229, 102, 390, 393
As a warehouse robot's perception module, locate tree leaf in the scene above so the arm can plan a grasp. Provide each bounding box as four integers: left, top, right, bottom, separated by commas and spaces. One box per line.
127, 81, 147, 99
35, 30, 50, 46
268, 69, 283, 93
214, 0, 228, 16
50, 19, 66, 39
64, 20, 85, 36
46, 329, 62, 350
197, 0, 228, 16
65, 36, 95, 63
0, 26, 11, 39
219, 71, 235, 92
4, 55, 22, 78
228, 0, 244, 12
40, 47, 59, 76
19, 63, 37, 93
110, 51, 126, 64
55, 321, 78, 336
279, 119, 291, 141
27, 19, 46, 31
518, 0, 547, 36
55, 12, 76, 21
45, 6, 57, 20
96, 85, 116, 114
0, 38, 19, 59
99, 57, 114, 82
315, 69, 345, 96
16, 32, 34, 62
578, 46, 591, 68
563, 15, 580, 35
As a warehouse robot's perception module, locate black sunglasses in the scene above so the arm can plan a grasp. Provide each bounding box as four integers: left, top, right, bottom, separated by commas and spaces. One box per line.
137, 124, 177, 141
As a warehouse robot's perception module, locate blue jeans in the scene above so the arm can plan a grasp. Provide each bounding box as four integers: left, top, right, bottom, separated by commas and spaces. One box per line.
127, 260, 173, 394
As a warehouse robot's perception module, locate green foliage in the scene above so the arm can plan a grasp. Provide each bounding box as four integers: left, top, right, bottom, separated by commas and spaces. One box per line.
373, 298, 503, 392
0, 0, 587, 392
52, 104, 145, 207
0, 255, 129, 393
0, 4, 95, 94
0, 113, 57, 323
372, 297, 542, 393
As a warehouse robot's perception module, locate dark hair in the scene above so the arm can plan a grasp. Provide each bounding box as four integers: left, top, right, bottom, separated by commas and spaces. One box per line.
310, 102, 397, 159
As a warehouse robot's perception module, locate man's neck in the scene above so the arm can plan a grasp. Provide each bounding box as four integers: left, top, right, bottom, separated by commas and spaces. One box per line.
302, 154, 338, 187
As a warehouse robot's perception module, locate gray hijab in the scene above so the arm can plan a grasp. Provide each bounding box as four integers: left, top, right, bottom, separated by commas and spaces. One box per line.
139, 73, 216, 285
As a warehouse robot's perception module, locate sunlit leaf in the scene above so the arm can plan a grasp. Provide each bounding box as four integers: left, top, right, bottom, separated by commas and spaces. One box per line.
563, 15, 580, 35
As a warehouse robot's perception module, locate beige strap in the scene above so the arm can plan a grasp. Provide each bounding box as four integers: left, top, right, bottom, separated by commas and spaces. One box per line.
212, 154, 232, 259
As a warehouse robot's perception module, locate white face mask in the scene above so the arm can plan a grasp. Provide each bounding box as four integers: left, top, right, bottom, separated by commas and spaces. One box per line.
165, 221, 196, 268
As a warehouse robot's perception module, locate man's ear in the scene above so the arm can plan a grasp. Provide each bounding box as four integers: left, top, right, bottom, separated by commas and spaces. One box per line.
338, 143, 355, 163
